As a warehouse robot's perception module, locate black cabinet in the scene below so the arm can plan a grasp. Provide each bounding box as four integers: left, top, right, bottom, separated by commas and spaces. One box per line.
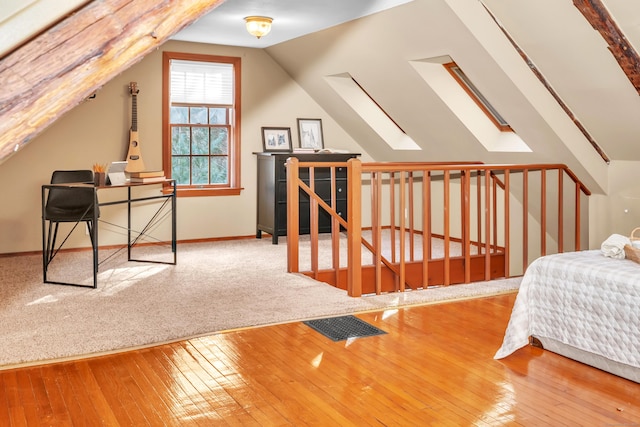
255, 152, 360, 244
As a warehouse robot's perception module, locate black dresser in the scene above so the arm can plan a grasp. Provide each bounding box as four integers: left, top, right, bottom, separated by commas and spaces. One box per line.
255, 152, 360, 244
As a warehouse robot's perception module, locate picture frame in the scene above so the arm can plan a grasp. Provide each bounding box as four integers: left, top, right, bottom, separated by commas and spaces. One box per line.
262, 127, 292, 152
297, 118, 324, 150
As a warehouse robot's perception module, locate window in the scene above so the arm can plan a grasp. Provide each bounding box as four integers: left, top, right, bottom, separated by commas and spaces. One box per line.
443, 61, 511, 132
410, 57, 530, 152
163, 52, 241, 196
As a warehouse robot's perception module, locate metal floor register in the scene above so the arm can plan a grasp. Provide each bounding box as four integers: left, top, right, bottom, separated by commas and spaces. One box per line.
303, 315, 387, 341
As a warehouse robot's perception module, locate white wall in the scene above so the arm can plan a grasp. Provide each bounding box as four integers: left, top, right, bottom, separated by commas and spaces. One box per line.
0, 40, 369, 254
590, 160, 640, 247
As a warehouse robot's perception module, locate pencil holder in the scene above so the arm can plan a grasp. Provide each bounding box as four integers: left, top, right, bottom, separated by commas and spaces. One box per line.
94, 172, 106, 187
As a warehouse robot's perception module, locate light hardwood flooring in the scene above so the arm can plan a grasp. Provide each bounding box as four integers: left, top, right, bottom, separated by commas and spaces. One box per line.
0, 293, 638, 426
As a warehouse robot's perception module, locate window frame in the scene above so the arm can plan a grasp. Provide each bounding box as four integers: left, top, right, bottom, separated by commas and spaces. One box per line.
162, 51, 242, 197
443, 61, 512, 132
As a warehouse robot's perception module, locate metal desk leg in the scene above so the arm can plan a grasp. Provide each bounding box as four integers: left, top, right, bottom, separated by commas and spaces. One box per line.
172, 180, 177, 263
92, 186, 98, 288
127, 186, 132, 261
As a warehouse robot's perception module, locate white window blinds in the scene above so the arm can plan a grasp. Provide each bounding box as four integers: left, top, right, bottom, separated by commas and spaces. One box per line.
170, 59, 234, 105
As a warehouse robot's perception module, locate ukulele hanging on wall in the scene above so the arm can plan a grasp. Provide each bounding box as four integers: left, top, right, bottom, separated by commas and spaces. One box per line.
125, 82, 146, 173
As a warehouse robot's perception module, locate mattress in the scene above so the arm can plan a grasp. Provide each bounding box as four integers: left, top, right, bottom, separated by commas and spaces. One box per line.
495, 250, 640, 380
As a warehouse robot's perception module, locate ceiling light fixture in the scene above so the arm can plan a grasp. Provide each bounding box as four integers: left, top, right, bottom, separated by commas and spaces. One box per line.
244, 16, 273, 39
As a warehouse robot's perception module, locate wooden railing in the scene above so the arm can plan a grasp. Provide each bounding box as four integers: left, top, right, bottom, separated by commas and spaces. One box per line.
286, 158, 591, 297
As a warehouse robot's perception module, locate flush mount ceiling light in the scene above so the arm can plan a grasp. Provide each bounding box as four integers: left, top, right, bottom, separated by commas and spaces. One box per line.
244, 16, 273, 39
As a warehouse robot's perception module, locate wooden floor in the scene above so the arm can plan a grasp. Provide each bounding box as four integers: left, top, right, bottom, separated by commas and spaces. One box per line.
0, 293, 638, 426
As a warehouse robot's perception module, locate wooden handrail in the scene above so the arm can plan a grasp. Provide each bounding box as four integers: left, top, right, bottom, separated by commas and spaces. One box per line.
361, 162, 591, 195
286, 158, 591, 297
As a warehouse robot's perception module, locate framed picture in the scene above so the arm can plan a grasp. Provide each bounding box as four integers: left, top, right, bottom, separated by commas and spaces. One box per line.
297, 118, 324, 150
262, 127, 292, 152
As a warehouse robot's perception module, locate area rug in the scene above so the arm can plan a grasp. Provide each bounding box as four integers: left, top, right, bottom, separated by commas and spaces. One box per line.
0, 238, 520, 368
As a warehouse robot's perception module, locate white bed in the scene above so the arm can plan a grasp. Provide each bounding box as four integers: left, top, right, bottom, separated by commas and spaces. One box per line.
495, 250, 640, 383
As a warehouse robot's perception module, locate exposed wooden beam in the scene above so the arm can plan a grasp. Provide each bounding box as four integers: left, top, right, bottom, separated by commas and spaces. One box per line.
481, 2, 610, 164
574, 0, 640, 94
0, 0, 225, 165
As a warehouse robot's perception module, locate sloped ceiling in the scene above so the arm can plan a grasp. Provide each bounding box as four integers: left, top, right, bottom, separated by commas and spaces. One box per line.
261, 0, 640, 192
482, 0, 640, 162
2, 0, 640, 195
174, 0, 640, 171
0, 0, 90, 58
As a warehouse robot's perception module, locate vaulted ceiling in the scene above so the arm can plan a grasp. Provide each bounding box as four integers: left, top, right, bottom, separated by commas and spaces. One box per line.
262, 0, 640, 192
1, 0, 640, 194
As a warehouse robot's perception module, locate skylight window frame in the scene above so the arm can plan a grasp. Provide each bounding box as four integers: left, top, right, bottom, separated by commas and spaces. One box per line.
443, 62, 512, 132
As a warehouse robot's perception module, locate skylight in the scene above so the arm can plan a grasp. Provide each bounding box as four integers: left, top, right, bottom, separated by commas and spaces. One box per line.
325, 73, 421, 150
410, 56, 531, 153
444, 62, 511, 131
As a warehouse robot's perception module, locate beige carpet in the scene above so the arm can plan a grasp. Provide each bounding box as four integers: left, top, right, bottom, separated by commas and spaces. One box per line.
0, 237, 520, 368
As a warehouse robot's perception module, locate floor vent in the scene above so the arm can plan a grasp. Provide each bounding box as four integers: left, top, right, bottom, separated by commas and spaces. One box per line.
303, 315, 387, 341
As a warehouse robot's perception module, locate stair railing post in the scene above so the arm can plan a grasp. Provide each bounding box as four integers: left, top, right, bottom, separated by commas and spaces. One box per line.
347, 158, 362, 297
286, 157, 300, 273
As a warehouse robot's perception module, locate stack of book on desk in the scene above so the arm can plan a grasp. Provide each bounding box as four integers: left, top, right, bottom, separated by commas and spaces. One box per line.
292, 147, 316, 154
129, 170, 166, 183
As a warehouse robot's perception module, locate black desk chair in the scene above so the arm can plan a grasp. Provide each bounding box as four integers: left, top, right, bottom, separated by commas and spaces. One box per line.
43, 170, 99, 286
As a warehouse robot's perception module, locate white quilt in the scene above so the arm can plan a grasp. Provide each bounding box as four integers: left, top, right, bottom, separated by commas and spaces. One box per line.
495, 250, 640, 369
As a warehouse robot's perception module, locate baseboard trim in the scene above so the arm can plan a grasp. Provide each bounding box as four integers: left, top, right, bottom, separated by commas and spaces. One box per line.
0, 234, 264, 258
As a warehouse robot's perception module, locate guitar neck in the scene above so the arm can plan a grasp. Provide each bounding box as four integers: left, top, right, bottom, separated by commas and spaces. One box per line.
131, 94, 138, 131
